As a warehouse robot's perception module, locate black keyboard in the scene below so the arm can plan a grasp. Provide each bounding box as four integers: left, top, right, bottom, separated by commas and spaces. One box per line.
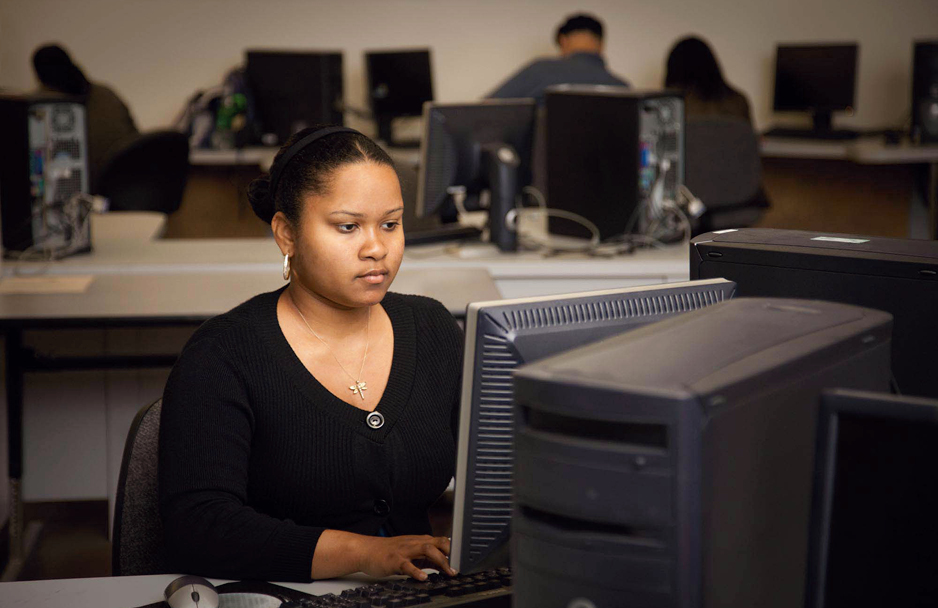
281, 568, 512, 608
763, 127, 860, 140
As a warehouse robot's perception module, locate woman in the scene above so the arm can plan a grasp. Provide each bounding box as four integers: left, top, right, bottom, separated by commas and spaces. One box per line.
664, 36, 753, 124
32, 44, 139, 190
158, 126, 462, 583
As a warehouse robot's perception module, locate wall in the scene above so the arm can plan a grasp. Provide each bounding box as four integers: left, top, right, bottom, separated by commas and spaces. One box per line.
2, 0, 937, 135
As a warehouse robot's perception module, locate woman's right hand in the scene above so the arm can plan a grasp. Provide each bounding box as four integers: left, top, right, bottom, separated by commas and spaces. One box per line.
357, 534, 457, 581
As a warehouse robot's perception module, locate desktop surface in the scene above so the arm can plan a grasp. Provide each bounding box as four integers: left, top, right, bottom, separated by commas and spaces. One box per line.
0, 570, 512, 608
763, 126, 859, 141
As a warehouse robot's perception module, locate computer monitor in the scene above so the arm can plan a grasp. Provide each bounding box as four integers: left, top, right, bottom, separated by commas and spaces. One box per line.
416, 100, 536, 251
690, 228, 938, 398
511, 298, 893, 608
772, 44, 858, 133
244, 50, 344, 146
451, 278, 737, 574
365, 49, 433, 147
804, 389, 938, 608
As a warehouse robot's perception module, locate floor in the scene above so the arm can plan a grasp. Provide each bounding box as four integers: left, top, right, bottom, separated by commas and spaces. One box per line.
15, 494, 455, 581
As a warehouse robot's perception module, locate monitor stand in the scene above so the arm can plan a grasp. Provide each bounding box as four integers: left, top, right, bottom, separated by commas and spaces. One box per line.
377, 116, 421, 149
480, 143, 521, 252
812, 109, 834, 133
764, 110, 860, 141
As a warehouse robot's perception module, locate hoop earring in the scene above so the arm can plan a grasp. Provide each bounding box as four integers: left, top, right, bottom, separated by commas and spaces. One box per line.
282, 254, 291, 281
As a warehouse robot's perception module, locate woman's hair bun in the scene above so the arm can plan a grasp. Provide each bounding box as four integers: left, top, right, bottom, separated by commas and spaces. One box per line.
247, 175, 275, 224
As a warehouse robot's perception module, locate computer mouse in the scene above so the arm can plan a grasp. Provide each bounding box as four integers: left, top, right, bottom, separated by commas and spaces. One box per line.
164, 575, 219, 608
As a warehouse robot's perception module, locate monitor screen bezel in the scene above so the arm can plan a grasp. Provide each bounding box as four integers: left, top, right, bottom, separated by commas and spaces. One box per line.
364, 48, 434, 119
772, 43, 859, 113
415, 98, 536, 219
805, 388, 938, 608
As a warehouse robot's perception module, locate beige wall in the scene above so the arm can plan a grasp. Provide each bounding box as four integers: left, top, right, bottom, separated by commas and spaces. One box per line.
2, 0, 937, 134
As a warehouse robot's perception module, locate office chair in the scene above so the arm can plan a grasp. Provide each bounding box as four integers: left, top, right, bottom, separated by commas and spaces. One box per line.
684, 116, 769, 234
97, 131, 190, 214
112, 398, 170, 576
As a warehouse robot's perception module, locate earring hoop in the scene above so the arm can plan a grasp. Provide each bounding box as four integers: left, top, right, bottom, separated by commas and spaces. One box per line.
282, 254, 291, 281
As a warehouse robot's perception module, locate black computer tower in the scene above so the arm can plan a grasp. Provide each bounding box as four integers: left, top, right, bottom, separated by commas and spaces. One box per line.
511, 298, 892, 608
545, 87, 684, 241
245, 50, 344, 146
0, 95, 91, 255
690, 228, 938, 398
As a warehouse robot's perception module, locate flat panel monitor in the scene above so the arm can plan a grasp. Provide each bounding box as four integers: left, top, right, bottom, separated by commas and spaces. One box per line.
511, 298, 893, 608
690, 227, 938, 398
417, 100, 535, 251
805, 389, 938, 608
245, 50, 344, 146
366, 49, 433, 146
451, 278, 737, 574
772, 44, 858, 132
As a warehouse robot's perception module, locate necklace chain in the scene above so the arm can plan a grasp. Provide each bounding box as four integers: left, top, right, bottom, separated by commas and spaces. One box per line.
289, 291, 371, 398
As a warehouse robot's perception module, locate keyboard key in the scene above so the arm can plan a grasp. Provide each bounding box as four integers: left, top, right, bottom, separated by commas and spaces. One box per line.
425, 584, 447, 596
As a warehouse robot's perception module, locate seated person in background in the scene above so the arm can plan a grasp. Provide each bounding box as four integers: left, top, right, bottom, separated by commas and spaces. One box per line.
487, 13, 629, 104
32, 44, 139, 191
159, 125, 462, 582
663, 36, 752, 123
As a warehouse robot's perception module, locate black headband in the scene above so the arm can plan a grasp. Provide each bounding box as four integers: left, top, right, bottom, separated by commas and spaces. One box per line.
268, 126, 361, 202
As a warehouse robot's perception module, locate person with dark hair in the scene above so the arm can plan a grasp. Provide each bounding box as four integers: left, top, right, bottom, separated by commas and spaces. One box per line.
32, 43, 138, 190
487, 13, 629, 104
664, 36, 752, 123
159, 126, 462, 582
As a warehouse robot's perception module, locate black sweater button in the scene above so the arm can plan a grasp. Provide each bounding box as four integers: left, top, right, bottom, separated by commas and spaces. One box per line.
374, 499, 390, 516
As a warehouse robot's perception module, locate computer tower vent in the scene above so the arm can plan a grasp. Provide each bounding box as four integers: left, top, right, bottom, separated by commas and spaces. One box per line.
502, 289, 729, 331
469, 333, 517, 563
51, 138, 81, 159
51, 104, 78, 132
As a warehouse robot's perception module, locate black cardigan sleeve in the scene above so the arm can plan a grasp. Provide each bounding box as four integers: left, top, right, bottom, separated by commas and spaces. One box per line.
158, 334, 323, 582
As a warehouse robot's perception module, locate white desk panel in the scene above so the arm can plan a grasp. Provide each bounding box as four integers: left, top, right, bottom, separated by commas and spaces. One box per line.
0, 573, 369, 608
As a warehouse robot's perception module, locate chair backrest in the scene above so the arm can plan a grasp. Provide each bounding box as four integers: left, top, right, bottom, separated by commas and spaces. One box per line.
98, 130, 190, 214
683, 116, 762, 210
112, 398, 170, 576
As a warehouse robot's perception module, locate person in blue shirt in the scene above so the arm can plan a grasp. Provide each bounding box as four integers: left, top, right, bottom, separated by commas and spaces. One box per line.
487, 13, 629, 104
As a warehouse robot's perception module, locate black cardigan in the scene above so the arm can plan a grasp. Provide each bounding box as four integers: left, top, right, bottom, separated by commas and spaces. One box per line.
158, 288, 463, 582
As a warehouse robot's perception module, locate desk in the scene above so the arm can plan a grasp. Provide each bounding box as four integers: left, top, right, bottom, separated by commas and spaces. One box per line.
0, 212, 687, 579
0, 572, 367, 608
90, 212, 167, 243
0, 214, 502, 580
189, 147, 277, 172
403, 241, 688, 299
760, 136, 938, 238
